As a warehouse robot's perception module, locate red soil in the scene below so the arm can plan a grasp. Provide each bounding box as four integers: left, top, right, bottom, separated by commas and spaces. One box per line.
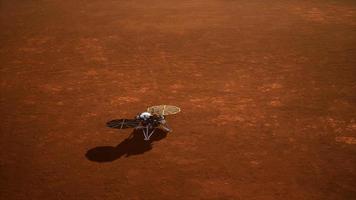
1, 0, 356, 199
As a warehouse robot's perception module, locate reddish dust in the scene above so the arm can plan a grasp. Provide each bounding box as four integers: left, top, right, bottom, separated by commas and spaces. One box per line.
1, 0, 356, 199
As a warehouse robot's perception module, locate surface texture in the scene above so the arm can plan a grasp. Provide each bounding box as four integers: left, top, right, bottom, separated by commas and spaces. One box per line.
1, 0, 356, 199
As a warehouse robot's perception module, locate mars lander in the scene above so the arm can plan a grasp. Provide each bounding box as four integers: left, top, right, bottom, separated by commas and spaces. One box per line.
107, 105, 181, 140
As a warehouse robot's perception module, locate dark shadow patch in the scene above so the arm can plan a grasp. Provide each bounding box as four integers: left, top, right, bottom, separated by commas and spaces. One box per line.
85, 129, 167, 162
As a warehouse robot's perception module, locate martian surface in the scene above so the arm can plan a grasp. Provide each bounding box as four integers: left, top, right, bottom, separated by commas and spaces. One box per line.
1, 0, 356, 199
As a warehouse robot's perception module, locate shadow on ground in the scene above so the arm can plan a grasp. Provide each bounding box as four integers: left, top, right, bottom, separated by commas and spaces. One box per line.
86, 128, 167, 162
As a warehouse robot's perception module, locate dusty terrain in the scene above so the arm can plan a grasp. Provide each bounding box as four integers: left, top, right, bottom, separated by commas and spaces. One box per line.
1, 0, 356, 199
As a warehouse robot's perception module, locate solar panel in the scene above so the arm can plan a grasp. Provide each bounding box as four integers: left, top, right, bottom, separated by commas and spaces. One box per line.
147, 105, 181, 116
106, 119, 140, 129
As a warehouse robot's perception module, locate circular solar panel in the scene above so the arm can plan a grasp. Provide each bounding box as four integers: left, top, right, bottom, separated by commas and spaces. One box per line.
147, 105, 181, 116
106, 119, 140, 129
